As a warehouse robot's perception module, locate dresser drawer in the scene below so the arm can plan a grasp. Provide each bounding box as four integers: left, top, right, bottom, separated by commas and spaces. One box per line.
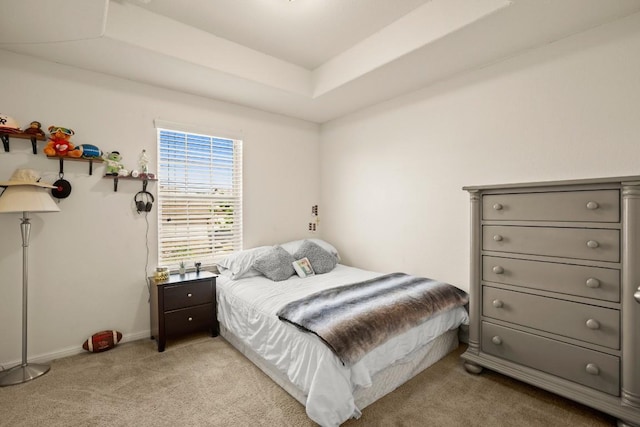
483, 287, 620, 349
483, 256, 620, 302
482, 322, 620, 395
483, 226, 620, 262
163, 281, 213, 311
164, 303, 214, 336
483, 190, 619, 222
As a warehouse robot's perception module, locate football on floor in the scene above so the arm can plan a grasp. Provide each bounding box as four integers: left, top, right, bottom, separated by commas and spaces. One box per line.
82, 330, 123, 353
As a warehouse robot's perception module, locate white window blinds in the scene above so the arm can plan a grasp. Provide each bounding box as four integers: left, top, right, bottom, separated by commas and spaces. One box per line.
157, 128, 242, 268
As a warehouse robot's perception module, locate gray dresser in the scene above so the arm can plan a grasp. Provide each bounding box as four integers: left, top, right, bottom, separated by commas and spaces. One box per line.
462, 176, 640, 426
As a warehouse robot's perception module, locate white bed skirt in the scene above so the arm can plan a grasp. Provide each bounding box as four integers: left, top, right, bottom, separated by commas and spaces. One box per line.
220, 324, 459, 418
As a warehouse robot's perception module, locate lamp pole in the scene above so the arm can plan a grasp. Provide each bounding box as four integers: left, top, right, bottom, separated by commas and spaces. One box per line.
21, 212, 31, 371
0, 212, 51, 386
0, 170, 60, 387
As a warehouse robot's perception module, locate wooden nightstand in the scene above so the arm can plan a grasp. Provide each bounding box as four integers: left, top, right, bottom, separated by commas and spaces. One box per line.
150, 271, 218, 352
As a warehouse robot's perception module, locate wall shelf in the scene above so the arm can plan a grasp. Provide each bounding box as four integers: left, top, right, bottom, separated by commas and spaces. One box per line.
47, 155, 104, 175
104, 174, 157, 192
1, 131, 46, 154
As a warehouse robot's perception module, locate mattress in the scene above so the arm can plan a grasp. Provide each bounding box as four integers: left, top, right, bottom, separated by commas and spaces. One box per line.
216, 264, 469, 426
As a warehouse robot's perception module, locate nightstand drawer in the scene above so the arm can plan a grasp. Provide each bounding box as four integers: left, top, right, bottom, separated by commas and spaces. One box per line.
483, 190, 619, 222
482, 322, 620, 395
483, 226, 620, 262
483, 286, 620, 349
482, 256, 620, 302
164, 281, 213, 311
165, 304, 214, 336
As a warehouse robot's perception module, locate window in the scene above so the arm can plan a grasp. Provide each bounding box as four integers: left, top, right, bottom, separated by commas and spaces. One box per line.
157, 127, 242, 268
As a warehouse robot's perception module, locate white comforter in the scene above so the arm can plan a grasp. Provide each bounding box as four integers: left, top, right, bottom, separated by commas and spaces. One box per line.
216, 264, 469, 426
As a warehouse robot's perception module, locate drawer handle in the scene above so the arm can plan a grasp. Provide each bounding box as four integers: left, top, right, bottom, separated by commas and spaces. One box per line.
586, 240, 599, 249
491, 336, 502, 345
492, 299, 504, 308
493, 235, 503, 242
187, 293, 193, 297
492, 266, 504, 274
585, 278, 600, 288
586, 201, 599, 210
493, 203, 503, 211
188, 317, 193, 322
585, 363, 600, 376
586, 319, 600, 330
635, 286, 640, 304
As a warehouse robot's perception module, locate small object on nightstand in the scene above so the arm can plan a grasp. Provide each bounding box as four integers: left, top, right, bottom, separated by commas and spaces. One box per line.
195, 262, 201, 274
154, 267, 169, 282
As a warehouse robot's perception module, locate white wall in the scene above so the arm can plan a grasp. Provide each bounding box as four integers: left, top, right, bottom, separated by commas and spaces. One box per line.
320, 13, 640, 291
3, 10, 639, 368
0, 50, 320, 365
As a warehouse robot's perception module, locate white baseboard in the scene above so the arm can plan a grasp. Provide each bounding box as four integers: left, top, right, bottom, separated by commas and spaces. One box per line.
0, 330, 151, 368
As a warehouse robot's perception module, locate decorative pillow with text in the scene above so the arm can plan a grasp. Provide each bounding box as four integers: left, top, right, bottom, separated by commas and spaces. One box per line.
292, 257, 315, 278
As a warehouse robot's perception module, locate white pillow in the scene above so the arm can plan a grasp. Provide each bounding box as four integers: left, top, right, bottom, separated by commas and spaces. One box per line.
216, 246, 271, 280
281, 238, 340, 261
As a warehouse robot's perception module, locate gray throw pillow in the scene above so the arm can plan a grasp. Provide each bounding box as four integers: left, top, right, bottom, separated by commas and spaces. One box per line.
253, 246, 295, 281
293, 240, 338, 274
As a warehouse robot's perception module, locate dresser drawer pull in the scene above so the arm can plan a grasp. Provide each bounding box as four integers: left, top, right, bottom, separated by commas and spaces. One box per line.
586, 201, 600, 210
492, 299, 504, 308
187, 293, 193, 297
493, 203, 503, 211
585, 278, 600, 288
188, 317, 193, 322
585, 363, 600, 376
635, 286, 640, 304
586, 240, 599, 249
586, 319, 600, 330
493, 235, 503, 242
492, 266, 504, 274
491, 336, 502, 345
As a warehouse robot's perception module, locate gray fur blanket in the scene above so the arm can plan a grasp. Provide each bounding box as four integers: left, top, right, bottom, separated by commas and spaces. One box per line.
276, 273, 469, 366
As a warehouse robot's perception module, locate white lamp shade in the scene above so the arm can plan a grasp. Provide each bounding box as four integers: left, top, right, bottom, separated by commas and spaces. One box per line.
0, 186, 60, 213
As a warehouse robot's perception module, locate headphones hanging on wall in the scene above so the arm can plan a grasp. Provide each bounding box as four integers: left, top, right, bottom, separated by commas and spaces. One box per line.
134, 190, 155, 213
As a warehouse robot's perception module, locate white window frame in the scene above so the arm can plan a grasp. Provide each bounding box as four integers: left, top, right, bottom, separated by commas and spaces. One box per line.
155, 121, 242, 269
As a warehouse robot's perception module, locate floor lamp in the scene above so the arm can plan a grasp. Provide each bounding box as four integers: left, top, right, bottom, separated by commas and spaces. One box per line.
0, 169, 60, 387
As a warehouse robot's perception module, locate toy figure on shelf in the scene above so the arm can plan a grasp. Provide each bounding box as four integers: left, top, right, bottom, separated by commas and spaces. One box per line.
22, 121, 45, 138
68, 144, 103, 159
103, 151, 127, 176
138, 149, 150, 175
44, 126, 75, 157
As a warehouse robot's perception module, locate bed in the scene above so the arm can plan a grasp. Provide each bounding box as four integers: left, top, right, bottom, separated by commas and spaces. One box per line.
215, 239, 469, 426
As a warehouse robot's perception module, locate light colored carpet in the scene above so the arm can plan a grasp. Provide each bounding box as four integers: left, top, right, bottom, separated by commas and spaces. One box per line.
0, 335, 616, 426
